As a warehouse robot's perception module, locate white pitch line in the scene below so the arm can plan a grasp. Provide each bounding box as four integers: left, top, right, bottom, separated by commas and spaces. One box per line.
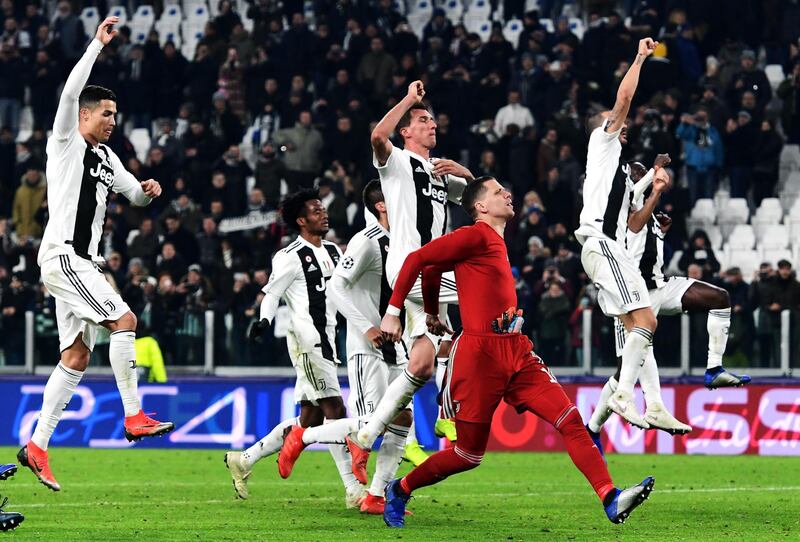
11, 486, 800, 509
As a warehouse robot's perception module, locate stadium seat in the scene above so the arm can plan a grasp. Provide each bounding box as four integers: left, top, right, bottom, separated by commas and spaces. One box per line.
539, 17, 555, 32
524, 0, 540, 13
752, 198, 784, 236
159, 29, 182, 47
503, 19, 523, 48
80, 7, 100, 38
130, 129, 151, 163
132, 5, 155, 34
758, 224, 790, 249
761, 248, 793, 266
410, 0, 433, 15
108, 6, 128, 27
443, 0, 464, 23
568, 17, 585, 40
466, 0, 491, 17
718, 198, 749, 224
186, 4, 210, 22
704, 224, 723, 251
131, 31, 147, 44
726, 224, 755, 250
726, 248, 759, 281
474, 21, 491, 42
765, 64, 784, 90
690, 198, 716, 224
181, 19, 206, 43
392, 0, 407, 15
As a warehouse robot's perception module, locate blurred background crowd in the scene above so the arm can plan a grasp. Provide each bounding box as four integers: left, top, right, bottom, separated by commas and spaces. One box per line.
2, 0, 800, 372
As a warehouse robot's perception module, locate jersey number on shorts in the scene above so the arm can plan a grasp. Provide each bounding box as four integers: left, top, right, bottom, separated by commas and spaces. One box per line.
540, 366, 558, 384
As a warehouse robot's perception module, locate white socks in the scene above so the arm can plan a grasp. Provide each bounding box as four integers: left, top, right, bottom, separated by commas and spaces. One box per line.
405, 418, 418, 446
302, 418, 360, 445
638, 346, 663, 409
31, 363, 84, 450
361, 368, 426, 447
617, 327, 653, 396
370, 424, 409, 497
587, 376, 617, 433
435, 357, 448, 391
241, 416, 298, 469
707, 308, 730, 369
329, 440, 359, 489
109, 330, 140, 417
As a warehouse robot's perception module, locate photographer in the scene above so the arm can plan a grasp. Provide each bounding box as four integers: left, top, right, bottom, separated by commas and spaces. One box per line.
677, 108, 724, 204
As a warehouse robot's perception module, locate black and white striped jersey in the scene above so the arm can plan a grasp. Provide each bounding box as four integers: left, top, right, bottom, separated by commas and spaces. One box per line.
625, 191, 666, 290
262, 236, 342, 362
38, 39, 152, 266
373, 143, 467, 284
330, 222, 406, 363
576, 118, 631, 245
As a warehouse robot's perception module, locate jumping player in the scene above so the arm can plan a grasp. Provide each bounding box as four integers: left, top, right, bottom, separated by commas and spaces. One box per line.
576, 37, 662, 429
587, 162, 750, 444
18, 17, 173, 492
380, 177, 655, 527
356, 80, 473, 449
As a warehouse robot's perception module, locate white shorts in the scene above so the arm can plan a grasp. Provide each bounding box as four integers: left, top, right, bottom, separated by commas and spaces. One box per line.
347, 353, 412, 417
290, 350, 341, 403
394, 272, 458, 346
580, 237, 651, 317
41, 254, 129, 352
613, 277, 696, 355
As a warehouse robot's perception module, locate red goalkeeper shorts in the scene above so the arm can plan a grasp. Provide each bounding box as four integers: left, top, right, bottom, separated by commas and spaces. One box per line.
441, 332, 570, 424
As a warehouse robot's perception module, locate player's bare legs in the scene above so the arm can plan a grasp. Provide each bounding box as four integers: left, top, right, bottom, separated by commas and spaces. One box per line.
611, 307, 657, 429
357, 336, 434, 448
681, 282, 751, 388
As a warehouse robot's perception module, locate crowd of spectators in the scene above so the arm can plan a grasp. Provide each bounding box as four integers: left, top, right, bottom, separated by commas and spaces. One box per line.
3, 0, 800, 369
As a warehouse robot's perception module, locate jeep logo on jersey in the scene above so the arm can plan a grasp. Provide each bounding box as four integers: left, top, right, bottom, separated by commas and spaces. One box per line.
421, 183, 447, 203
89, 162, 114, 186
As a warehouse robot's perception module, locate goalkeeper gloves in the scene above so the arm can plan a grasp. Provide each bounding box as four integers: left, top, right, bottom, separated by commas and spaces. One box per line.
491, 307, 524, 334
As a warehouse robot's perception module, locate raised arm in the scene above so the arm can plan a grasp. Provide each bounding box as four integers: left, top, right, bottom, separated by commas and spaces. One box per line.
371, 80, 426, 166
605, 38, 658, 134
52, 17, 119, 140
628, 168, 670, 233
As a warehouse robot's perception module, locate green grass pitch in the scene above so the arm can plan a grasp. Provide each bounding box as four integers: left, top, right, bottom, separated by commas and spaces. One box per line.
0, 447, 797, 541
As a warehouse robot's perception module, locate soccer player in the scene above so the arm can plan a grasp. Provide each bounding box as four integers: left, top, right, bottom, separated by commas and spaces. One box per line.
18, 17, 173, 492
277, 180, 415, 514
575, 37, 663, 429
379, 177, 655, 527
587, 162, 750, 444
225, 189, 364, 507
356, 80, 473, 449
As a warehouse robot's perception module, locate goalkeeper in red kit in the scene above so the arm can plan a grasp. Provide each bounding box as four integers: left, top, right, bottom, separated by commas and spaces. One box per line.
379, 176, 655, 527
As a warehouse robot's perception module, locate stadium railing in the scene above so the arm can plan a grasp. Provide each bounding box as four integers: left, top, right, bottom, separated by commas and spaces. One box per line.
0, 308, 796, 378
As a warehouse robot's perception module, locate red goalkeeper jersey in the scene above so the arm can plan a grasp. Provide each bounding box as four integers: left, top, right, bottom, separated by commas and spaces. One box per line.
388, 220, 517, 334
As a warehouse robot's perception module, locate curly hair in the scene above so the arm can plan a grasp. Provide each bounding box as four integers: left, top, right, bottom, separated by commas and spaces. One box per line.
280, 188, 320, 232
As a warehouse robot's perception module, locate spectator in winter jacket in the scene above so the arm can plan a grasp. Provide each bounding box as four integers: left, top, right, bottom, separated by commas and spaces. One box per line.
273, 111, 324, 190
677, 108, 724, 204
11, 163, 46, 239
